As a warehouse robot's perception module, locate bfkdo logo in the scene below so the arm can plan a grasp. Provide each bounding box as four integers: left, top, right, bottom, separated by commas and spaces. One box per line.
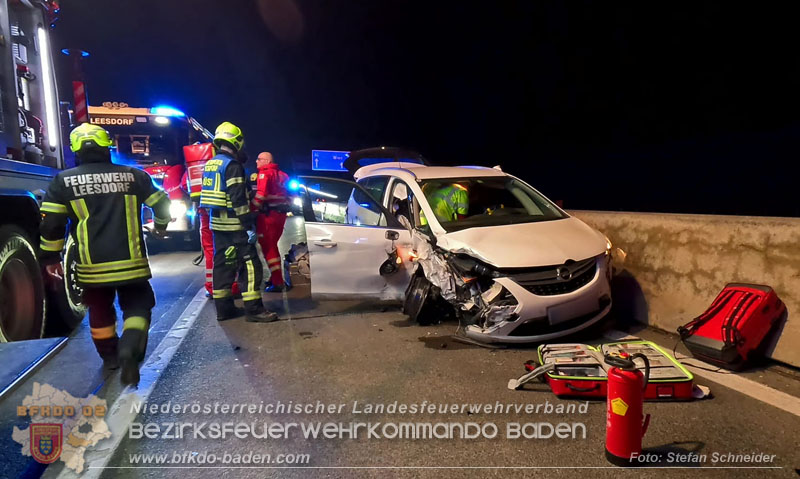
13, 383, 111, 474
30, 424, 63, 464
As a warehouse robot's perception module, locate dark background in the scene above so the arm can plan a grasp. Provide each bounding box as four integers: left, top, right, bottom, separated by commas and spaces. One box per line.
51, 1, 799, 216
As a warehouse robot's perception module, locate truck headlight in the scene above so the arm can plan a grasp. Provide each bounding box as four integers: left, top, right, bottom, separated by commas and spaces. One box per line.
169, 200, 188, 219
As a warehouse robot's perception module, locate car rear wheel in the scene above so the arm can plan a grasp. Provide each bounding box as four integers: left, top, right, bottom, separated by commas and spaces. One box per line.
0, 225, 45, 341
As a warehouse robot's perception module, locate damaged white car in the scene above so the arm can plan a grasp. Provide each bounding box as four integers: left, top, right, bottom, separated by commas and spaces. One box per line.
294, 148, 612, 344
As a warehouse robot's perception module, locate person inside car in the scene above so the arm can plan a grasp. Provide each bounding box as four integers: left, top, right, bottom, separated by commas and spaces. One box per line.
420, 182, 469, 225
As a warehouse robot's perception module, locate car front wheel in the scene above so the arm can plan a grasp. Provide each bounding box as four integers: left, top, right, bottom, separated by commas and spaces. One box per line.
403, 273, 440, 325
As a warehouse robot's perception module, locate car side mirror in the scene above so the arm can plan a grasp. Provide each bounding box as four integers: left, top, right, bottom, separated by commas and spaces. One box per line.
385, 230, 400, 241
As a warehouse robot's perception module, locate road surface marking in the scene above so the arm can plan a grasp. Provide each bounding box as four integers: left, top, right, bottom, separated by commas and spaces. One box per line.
605, 330, 800, 418
48, 287, 208, 479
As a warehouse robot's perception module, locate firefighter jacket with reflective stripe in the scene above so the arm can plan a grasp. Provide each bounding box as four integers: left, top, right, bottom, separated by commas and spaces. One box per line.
198, 152, 255, 231
251, 163, 290, 212
39, 162, 171, 286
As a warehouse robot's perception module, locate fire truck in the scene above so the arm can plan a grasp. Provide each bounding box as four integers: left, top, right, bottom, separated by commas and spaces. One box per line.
0, 0, 84, 341
87, 102, 212, 245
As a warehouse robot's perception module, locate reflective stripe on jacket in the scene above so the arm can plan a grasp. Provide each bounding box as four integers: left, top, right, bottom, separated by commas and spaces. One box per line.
39, 163, 170, 286
198, 152, 254, 231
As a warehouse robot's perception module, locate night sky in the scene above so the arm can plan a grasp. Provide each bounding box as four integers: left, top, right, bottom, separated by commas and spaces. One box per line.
51, 1, 799, 216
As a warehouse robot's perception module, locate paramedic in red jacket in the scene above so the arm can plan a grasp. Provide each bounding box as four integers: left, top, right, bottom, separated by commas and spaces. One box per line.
251, 152, 291, 292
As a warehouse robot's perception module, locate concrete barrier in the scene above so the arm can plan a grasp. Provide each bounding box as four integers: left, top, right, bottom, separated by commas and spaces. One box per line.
570, 210, 800, 368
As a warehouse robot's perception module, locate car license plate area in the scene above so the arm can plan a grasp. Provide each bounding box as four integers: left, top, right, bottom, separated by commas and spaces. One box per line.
547, 294, 599, 325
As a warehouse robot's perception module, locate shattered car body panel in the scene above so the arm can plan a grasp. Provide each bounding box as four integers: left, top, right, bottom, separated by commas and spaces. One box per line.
434, 218, 609, 268
411, 225, 612, 343
392, 167, 612, 344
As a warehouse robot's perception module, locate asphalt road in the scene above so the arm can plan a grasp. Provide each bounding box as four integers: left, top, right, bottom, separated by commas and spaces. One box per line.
3, 217, 800, 479
87, 283, 799, 479
0, 248, 205, 479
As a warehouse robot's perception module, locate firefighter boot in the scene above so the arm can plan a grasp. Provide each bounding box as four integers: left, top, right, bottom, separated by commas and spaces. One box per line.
215, 298, 245, 321
245, 306, 279, 323
137, 329, 149, 362
118, 329, 146, 387
103, 357, 120, 371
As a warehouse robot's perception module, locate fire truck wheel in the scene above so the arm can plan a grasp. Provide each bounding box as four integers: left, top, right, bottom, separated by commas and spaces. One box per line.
45, 235, 86, 335
0, 225, 46, 341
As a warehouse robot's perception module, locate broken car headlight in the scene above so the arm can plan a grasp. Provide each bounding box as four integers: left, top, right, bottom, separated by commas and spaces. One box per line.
449, 255, 501, 278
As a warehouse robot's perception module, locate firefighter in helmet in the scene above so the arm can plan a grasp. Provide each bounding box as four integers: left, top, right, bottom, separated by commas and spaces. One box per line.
39, 123, 172, 386
199, 122, 278, 322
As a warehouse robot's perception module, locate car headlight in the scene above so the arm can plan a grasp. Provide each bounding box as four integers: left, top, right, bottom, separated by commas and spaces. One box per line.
604, 236, 612, 254
169, 200, 188, 219
448, 254, 501, 278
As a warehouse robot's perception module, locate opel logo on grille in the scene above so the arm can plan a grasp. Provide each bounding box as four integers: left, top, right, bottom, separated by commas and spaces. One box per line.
557, 267, 572, 281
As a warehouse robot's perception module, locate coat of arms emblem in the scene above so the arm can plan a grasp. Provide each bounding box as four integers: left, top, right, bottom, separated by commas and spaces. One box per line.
30, 424, 63, 464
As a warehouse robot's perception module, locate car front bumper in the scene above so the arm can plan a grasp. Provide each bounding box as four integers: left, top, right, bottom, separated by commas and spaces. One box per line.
463, 257, 612, 344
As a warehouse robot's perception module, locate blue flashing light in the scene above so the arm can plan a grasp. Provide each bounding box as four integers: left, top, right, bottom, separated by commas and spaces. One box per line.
150, 105, 185, 117
61, 49, 89, 57
288, 179, 300, 191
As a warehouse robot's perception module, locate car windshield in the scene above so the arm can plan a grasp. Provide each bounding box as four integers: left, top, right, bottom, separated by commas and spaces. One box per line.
419, 177, 566, 232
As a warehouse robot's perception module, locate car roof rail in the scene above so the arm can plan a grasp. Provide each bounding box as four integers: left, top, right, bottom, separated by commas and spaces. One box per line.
344, 146, 429, 175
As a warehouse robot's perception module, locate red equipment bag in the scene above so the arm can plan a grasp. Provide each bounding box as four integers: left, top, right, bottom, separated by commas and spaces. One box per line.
183, 143, 215, 200
678, 283, 785, 370
537, 341, 694, 401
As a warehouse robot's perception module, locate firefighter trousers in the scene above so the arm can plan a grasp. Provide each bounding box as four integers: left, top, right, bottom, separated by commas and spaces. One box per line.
82, 281, 155, 360
199, 208, 239, 296
212, 229, 265, 316
256, 211, 287, 286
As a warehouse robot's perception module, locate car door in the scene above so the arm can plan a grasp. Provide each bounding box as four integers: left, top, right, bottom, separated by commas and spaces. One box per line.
298, 176, 414, 301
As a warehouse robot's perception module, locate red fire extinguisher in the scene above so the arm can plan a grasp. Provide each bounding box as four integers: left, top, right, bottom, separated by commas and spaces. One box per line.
605, 351, 651, 466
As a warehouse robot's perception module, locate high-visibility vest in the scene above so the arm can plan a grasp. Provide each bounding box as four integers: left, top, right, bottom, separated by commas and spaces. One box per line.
422, 184, 468, 225
198, 154, 235, 211
199, 153, 252, 231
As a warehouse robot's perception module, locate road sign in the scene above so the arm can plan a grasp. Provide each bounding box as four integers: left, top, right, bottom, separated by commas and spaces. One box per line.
312, 150, 349, 172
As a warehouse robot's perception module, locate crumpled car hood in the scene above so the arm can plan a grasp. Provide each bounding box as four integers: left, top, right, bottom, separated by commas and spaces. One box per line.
435, 217, 607, 268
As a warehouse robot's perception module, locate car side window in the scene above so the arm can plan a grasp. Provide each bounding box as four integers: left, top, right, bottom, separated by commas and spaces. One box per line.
300, 177, 386, 226
388, 180, 416, 229
354, 176, 389, 214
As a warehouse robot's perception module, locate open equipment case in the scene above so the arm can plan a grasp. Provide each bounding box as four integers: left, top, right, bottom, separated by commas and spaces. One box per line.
535, 341, 695, 401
